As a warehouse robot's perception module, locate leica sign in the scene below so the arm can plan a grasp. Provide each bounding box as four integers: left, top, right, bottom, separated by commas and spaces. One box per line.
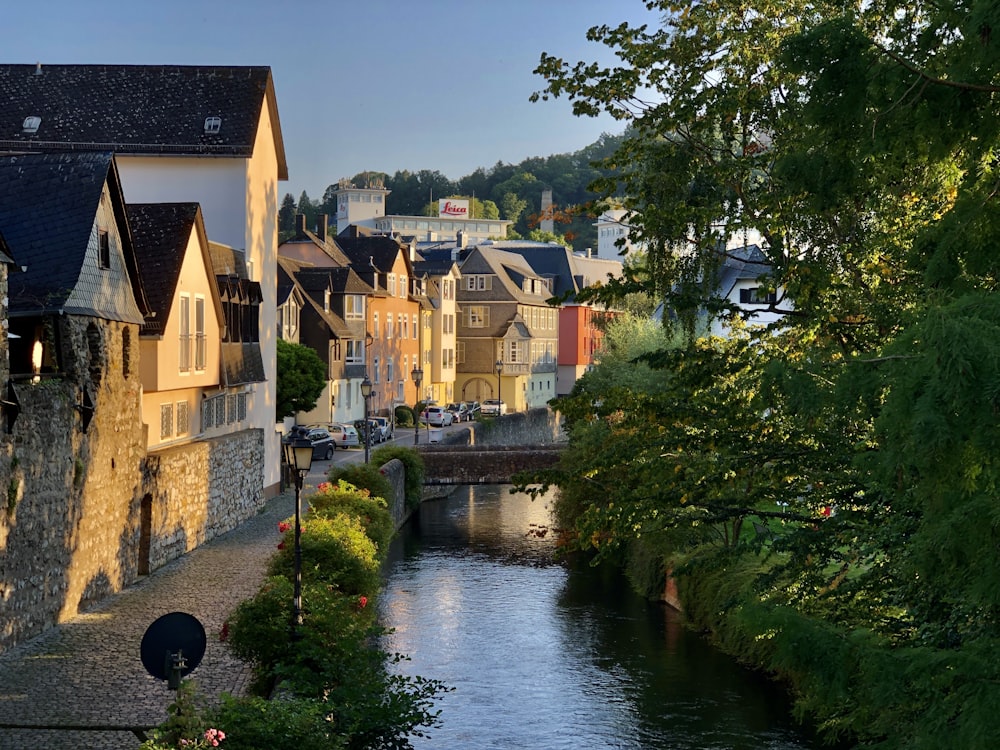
439, 199, 469, 218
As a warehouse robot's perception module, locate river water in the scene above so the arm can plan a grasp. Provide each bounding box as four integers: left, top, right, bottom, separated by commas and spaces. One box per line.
379, 485, 826, 749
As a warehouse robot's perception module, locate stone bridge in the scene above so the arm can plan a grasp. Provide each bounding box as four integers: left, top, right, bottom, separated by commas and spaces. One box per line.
416, 444, 565, 485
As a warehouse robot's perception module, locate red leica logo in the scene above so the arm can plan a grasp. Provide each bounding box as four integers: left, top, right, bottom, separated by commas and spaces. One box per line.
441, 201, 467, 216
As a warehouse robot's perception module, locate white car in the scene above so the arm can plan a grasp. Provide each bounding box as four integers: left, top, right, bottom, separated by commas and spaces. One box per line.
327, 422, 360, 448
372, 416, 393, 442
480, 399, 506, 416
420, 406, 454, 427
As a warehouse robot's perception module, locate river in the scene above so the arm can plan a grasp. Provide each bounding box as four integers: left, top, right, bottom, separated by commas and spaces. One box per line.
379, 485, 828, 749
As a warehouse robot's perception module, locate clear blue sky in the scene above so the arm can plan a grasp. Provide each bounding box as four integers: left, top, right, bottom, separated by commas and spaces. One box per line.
6, 0, 659, 200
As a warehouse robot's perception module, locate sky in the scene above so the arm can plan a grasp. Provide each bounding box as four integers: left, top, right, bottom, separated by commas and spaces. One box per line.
7, 0, 660, 201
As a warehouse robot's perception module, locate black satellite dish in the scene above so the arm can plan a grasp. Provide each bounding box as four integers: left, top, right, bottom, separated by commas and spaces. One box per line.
140, 612, 207, 689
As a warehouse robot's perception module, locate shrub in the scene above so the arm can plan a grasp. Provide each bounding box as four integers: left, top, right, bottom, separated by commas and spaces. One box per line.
306, 480, 393, 554
327, 462, 393, 507
394, 404, 415, 427
268, 513, 380, 596
370, 445, 425, 509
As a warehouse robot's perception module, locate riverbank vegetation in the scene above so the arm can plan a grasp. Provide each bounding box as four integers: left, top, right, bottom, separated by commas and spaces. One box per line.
140, 472, 448, 750
526, 3, 1000, 747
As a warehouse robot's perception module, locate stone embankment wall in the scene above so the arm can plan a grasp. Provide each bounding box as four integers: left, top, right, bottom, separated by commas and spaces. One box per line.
441, 406, 565, 447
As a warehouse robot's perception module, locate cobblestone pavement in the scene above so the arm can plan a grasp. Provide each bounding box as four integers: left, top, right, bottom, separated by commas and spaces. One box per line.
0, 487, 307, 750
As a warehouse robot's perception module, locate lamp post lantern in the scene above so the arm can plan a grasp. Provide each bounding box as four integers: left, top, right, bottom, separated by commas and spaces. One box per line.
360, 375, 372, 464
411, 366, 423, 445
495, 359, 503, 410
283, 438, 313, 639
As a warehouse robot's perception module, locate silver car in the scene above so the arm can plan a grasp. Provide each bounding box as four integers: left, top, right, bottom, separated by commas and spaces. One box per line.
420, 406, 454, 427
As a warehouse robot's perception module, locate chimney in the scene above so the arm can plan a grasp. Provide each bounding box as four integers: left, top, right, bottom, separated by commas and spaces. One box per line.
586, 247, 592, 258
316, 214, 327, 242
295, 213, 306, 235
541, 189, 554, 234
457, 230, 466, 248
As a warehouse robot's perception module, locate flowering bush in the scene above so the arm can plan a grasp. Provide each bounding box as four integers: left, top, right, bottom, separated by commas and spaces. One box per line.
138, 681, 226, 750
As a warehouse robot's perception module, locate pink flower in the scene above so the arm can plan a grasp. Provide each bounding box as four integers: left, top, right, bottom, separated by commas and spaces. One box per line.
204, 727, 226, 746
317, 481, 331, 492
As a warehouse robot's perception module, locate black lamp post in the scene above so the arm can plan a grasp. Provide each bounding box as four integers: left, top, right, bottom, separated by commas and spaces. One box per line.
283, 438, 313, 638
361, 375, 372, 464
411, 366, 423, 445
495, 359, 503, 411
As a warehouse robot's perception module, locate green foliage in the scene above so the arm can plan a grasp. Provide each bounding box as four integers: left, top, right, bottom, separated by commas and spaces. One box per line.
394, 405, 415, 427
307, 480, 393, 555
275, 338, 327, 420
138, 680, 218, 749
327, 463, 394, 509
370, 445, 425, 509
269, 513, 380, 597
528, 2, 1000, 746
208, 695, 342, 750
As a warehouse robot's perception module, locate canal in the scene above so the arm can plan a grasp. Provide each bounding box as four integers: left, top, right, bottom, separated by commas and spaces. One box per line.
379, 485, 828, 749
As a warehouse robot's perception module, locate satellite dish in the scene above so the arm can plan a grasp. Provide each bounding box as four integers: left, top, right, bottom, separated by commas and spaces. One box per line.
140, 612, 207, 689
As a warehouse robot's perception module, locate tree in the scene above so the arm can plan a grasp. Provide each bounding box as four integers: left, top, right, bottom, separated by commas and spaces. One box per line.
276, 339, 326, 420
530, 2, 1000, 745
499, 192, 528, 226
278, 193, 296, 235
296, 191, 317, 230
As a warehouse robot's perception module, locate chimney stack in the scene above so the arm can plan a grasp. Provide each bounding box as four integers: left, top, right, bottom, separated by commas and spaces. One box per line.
295, 213, 306, 235
316, 214, 328, 242
541, 189, 554, 234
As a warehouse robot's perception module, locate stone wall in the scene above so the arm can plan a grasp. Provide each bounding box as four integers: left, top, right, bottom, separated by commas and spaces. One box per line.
441, 406, 566, 447
140, 431, 265, 572
0, 312, 265, 655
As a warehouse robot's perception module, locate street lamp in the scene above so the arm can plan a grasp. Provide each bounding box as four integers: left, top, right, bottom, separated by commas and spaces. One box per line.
283, 438, 313, 638
411, 365, 423, 445
361, 375, 372, 464
495, 359, 503, 413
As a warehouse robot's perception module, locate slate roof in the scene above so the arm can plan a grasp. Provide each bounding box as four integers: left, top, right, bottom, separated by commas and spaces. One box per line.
127, 202, 203, 335
277, 257, 352, 338
484, 241, 623, 304
715, 244, 770, 297
334, 234, 411, 276
0, 151, 147, 321
0, 64, 287, 179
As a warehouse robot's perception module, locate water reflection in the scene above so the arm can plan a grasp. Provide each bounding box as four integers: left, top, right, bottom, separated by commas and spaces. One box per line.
380, 486, 824, 749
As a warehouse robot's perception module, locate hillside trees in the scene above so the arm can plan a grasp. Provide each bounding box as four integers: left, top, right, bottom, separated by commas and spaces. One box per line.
530, 1, 1000, 745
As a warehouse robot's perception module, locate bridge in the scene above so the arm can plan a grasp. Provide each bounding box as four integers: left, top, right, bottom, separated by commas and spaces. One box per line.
416, 444, 565, 485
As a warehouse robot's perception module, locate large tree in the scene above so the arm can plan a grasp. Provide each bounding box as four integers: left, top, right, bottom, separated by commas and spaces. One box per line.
276, 339, 327, 420
531, 2, 1000, 746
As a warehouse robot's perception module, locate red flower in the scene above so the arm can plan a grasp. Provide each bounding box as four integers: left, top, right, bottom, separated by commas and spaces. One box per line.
219, 622, 230, 642
317, 482, 331, 492
357, 595, 368, 610
277, 541, 285, 550
278, 521, 290, 533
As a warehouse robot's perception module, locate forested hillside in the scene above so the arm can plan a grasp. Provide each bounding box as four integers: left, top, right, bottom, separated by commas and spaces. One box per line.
279, 132, 628, 251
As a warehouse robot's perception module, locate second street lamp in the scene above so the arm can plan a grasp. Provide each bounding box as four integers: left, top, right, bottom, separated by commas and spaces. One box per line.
360, 375, 372, 464
283, 437, 313, 639
411, 365, 423, 445
495, 359, 503, 412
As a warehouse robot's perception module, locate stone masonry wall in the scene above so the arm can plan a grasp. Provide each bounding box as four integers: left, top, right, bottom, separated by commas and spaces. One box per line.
0, 312, 265, 656
141, 430, 265, 573
0, 316, 146, 653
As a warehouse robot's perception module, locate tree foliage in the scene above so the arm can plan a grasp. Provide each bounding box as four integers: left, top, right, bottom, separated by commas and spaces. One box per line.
530, 1, 1000, 746
276, 338, 327, 420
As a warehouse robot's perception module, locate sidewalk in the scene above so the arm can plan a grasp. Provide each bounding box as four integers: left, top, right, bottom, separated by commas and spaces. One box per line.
0, 487, 302, 750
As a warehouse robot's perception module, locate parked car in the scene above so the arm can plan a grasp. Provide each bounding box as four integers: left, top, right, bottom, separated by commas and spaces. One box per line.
480, 399, 507, 416
420, 405, 455, 427
326, 422, 360, 448
446, 402, 470, 422
283, 427, 336, 460
354, 418, 381, 446
372, 416, 394, 442
467, 401, 481, 418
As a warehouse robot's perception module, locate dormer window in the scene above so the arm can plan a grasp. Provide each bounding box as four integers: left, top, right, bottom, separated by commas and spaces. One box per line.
22, 116, 41, 134
204, 116, 222, 134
